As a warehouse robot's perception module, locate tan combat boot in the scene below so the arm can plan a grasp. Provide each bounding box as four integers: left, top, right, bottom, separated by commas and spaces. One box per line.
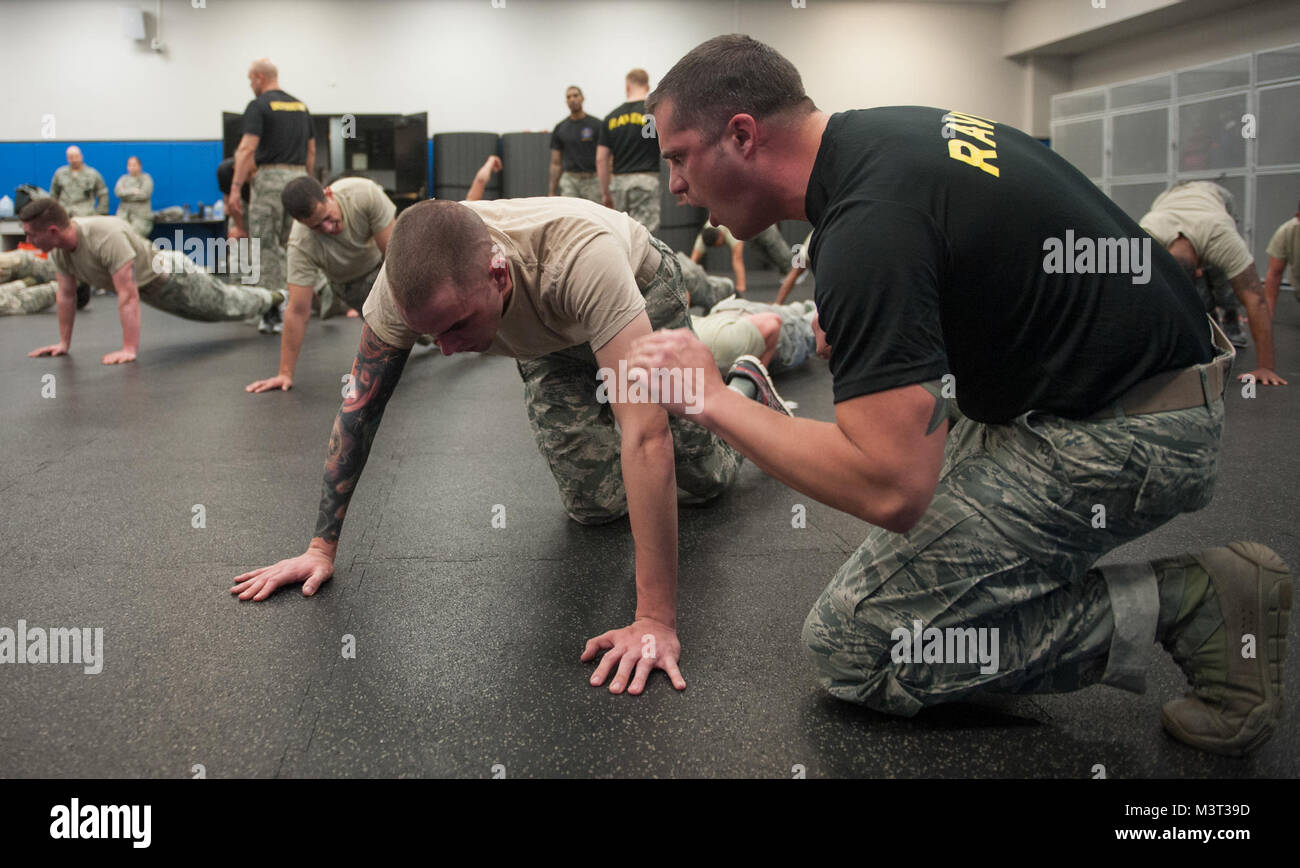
1158, 542, 1291, 756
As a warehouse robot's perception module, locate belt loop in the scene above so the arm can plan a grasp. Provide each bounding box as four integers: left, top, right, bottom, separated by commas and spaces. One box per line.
1199, 365, 1212, 413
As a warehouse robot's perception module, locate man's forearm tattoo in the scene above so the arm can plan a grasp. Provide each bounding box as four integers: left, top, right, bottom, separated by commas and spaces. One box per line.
314, 325, 410, 544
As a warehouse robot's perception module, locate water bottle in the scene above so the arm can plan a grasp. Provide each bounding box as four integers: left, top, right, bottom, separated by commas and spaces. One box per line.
0, 195, 12, 217
213, 199, 225, 220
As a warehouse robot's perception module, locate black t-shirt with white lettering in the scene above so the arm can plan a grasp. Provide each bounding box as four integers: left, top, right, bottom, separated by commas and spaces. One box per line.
551, 114, 600, 172
806, 107, 1211, 423
242, 89, 313, 166
598, 100, 659, 174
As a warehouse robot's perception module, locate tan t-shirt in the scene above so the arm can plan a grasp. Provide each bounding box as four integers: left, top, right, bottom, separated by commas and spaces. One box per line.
1139, 181, 1253, 279
50, 216, 160, 288
286, 177, 396, 287
363, 196, 659, 358
691, 310, 765, 370
1266, 216, 1300, 288
692, 220, 739, 255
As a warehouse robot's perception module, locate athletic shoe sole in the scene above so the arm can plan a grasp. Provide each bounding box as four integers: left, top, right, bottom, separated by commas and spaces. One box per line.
728, 354, 795, 416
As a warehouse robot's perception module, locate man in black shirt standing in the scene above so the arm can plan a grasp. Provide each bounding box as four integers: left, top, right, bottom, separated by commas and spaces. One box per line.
549, 86, 602, 203
598, 68, 661, 233
632, 35, 1290, 756
228, 58, 315, 330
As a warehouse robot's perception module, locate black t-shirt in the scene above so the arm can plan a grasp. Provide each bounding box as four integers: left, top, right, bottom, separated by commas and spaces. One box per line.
806, 107, 1212, 424
551, 114, 600, 172
242, 89, 313, 166
598, 100, 659, 174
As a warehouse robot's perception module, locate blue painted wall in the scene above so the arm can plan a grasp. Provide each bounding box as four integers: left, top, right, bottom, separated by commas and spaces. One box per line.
0, 140, 224, 215
2, 138, 446, 213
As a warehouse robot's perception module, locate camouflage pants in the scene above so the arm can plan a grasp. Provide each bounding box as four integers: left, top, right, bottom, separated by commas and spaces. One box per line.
675, 252, 735, 309
319, 262, 381, 319
709, 297, 816, 374
750, 224, 795, 273
248, 166, 306, 294
141, 251, 275, 321
0, 250, 57, 284
610, 172, 661, 235
0, 280, 57, 315
559, 172, 602, 203
117, 203, 154, 237
803, 347, 1230, 715
517, 236, 742, 524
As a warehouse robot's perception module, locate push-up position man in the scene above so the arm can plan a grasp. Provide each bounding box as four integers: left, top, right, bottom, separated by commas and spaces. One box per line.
632, 35, 1290, 755
1140, 181, 1284, 377
245, 174, 397, 392
21, 198, 285, 365
232, 195, 789, 694
247, 156, 504, 392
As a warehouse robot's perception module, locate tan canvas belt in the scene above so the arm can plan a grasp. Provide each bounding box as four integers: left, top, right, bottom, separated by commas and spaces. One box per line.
257, 163, 306, 171
1087, 316, 1235, 420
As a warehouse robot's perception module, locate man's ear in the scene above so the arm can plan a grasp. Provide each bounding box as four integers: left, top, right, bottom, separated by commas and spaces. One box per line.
489, 243, 508, 282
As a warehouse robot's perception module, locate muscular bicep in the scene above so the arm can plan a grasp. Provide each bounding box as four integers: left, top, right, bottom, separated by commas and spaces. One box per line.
835, 382, 946, 523
1266, 256, 1286, 280
110, 260, 139, 300
341, 324, 411, 415
593, 311, 670, 440
56, 271, 77, 299
1229, 262, 1265, 303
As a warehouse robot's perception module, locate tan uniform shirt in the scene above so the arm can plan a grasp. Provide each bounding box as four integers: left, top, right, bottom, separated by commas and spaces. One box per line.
1139, 181, 1253, 279
51, 165, 109, 216
363, 196, 659, 358
50, 216, 160, 289
1266, 217, 1300, 288
114, 173, 153, 206
286, 178, 396, 287
692, 220, 739, 255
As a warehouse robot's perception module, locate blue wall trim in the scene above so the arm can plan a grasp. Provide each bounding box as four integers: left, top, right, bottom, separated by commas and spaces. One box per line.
0, 140, 226, 216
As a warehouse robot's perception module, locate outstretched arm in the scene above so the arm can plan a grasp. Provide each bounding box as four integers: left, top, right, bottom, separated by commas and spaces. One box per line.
1230, 263, 1286, 385
232, 324, 411, 600
467, 155, 501, 202
1264, 256, 1286, 319
315, 324, 410, 547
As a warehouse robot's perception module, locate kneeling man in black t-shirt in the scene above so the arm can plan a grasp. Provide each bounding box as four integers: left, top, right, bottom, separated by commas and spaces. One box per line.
630, 35, 1291, 757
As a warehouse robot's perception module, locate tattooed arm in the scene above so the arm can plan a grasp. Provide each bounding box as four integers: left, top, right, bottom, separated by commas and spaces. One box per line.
314, 325, 411, 548
231, 324, 411, 601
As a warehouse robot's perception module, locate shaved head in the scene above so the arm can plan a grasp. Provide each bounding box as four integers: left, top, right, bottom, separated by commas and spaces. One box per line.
250, 58, 278, 78
386, 200, 493, 314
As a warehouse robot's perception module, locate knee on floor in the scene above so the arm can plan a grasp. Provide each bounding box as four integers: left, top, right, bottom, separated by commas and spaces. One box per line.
800, 604, 929, 717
